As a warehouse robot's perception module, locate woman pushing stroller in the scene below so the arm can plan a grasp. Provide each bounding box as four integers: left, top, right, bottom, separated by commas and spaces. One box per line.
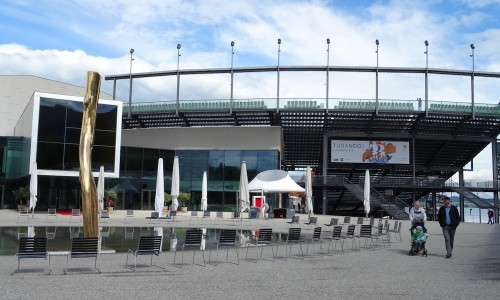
409, 201, 427, 233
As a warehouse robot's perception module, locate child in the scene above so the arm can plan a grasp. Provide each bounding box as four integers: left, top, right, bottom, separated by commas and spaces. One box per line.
411, 225, 428, 251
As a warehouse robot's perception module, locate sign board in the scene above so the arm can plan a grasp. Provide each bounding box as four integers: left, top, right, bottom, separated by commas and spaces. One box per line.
253, 196, 265, 208
331, 140, 409, 164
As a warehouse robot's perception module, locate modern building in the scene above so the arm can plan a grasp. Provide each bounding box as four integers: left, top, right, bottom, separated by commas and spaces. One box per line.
0, 75, 281, 212
2, 65, 500, 221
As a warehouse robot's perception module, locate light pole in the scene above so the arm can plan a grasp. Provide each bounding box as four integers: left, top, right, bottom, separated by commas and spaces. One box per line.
230, 41, 235, 114
424, 40, 429, 115
326, 38, 330, 113
470, 43, 475, 118
277, 38, 281, 112
128, 48, 134, 118
375, 39, 379, 114
176, 44, 181, 115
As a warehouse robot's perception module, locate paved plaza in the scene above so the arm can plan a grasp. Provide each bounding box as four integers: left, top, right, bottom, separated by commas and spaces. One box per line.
1, 210, 499, 299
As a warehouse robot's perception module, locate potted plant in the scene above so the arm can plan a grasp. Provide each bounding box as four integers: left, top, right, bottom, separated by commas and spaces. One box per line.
178, 192, 191, 213
104, 190, 117, 211
164, 193, 172, 211
12, 187, 29, 211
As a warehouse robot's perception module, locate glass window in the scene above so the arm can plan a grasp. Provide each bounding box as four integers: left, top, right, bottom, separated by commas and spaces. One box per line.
63, 144, 79, 171
224, 151, 241, 181
95, 104, 118, 131
37, 142, 64, 170
92, 146, 116, 172
38, 98, 66, 143
243, 150, 259, 179
142, 148, 159, 178
125, 147, 143, 178
209, 151, 224, 181
94, 130, 116, 146
258, 150, 278, 172
177, 151, 193, 183
65, 101, 83, 129
190, 150, 208, 181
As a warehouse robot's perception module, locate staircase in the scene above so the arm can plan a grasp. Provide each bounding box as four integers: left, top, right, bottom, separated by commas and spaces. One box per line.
344, 183, 409, 220
450, 187, 493, 208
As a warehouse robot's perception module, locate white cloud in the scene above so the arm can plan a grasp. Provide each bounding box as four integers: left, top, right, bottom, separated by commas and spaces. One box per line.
1, 0, 500, 178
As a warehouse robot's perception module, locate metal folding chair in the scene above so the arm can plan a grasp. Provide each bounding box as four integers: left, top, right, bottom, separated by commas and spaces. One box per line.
208, 229, 239, 266
46, 208, 57, 223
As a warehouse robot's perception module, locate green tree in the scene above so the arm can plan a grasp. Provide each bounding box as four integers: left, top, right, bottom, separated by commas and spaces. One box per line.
178, 192, 191, 207
12, 187, 29, 206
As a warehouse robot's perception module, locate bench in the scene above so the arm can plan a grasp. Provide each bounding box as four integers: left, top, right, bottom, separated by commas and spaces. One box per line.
126, 236, 163, 271
65, 237, 100, 274
15, 237, 49, 271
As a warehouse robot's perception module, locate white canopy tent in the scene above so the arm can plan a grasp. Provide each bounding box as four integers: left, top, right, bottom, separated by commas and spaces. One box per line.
248, 170, 305, 211
248, 170, 305, 193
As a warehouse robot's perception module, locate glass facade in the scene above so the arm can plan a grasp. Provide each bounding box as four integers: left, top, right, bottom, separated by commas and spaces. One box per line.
2, 146, 278, 211
36, 97, 118, 172
106, 147, 279, 212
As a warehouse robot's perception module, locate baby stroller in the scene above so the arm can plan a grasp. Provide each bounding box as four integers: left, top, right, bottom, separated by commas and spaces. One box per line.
409, 225, 428, 257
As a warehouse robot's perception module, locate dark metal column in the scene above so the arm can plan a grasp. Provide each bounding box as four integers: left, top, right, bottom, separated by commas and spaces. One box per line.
459, 170, 465, 221
493, 140, 499, 223
322, 133, 328, 215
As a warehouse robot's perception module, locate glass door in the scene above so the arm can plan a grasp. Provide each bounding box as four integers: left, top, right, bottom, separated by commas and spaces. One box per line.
141, 190, 156, 210
0, 185, 4, 208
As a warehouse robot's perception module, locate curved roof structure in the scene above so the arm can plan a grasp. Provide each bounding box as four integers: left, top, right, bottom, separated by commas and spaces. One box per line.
248, 169, 305, 193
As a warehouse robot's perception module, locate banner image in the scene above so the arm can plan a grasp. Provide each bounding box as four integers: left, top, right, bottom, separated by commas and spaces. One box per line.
331, 140, 409, 164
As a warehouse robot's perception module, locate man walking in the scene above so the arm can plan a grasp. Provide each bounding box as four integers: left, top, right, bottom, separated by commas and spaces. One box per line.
438, 196, 461, 258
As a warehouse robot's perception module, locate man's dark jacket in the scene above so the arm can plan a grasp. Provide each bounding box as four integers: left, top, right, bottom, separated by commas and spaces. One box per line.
438, 205, 461, 229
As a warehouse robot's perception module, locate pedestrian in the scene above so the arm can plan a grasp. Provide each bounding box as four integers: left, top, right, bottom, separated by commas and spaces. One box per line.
487, 209, 494, 224
437, 196, 461, 258
409, 200, 427, 230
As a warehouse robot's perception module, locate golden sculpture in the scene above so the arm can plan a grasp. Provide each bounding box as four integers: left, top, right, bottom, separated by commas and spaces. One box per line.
79, 71, 101, 237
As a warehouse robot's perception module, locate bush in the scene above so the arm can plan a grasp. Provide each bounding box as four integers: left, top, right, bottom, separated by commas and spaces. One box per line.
12, 187, 29, 206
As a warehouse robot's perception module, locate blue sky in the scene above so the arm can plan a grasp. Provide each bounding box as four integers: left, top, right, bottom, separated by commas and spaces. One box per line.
1, 0, 500, 181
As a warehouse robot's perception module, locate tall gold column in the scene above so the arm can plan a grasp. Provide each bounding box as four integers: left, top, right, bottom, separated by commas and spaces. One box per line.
79, 71, 100, 237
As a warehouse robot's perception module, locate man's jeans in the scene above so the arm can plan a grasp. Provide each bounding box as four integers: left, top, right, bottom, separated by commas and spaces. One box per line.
442, 226, 456, 255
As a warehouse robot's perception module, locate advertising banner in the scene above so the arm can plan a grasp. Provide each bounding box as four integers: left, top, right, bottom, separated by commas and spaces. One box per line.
331, 140, 409, 164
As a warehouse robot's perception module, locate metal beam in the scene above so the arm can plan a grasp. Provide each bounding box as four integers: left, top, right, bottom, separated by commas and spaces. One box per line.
105, 65, 500, 81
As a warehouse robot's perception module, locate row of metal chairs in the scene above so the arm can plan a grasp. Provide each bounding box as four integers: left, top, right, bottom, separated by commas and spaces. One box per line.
429, 103, 500, 115
131, 100, 267, 114
336, 101, 414, 111
15, 222, 398, 274
284, 100, 322, 109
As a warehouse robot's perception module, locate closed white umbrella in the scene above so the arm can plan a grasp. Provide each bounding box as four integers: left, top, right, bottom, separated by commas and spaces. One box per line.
27, 226, 35, 238
305, 166, 313, 216
171, 156, 180, 211
201, 228, 207, 250
97, 165, 105, 212
364, 169, 371, 218
201, 171, 208, 211
155, 158, 165, 218
170, 229, 178, 252
239, 161, 250, 213
29, 162, 38, 218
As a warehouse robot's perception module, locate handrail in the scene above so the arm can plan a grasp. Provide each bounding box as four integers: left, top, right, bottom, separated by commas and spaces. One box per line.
123, 97, 500, 116
344, 177, 409, 219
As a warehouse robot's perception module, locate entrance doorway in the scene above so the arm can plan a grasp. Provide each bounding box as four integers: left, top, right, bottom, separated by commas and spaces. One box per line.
141, 190, 156, 210
0, 185, 4, 208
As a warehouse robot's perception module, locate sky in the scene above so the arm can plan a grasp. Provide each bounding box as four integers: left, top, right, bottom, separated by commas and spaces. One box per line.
1, 0, 500, 182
